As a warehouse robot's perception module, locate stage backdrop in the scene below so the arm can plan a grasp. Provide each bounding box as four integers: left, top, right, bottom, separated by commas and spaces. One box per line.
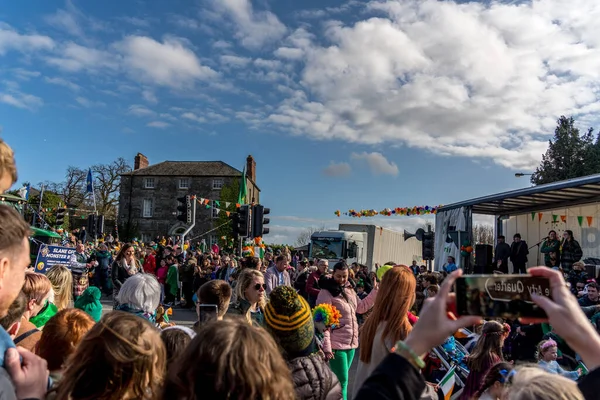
502, 204, 600, 266
434, 207, 468, 271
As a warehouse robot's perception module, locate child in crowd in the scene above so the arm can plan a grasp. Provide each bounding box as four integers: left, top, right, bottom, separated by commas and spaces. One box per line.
537, 339, 581, 380
426, 284, 439, 298
474, 362, 514, 400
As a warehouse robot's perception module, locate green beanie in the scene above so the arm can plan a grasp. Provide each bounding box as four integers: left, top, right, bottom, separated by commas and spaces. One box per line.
74, 286, 103, 322
264, 286, 314, 354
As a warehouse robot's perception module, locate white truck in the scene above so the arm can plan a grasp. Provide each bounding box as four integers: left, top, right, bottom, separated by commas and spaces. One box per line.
309, 224, 423, 270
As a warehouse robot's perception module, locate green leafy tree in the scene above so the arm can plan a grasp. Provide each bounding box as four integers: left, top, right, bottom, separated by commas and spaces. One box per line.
531, 116, 600, 185
29, 191, 64, 228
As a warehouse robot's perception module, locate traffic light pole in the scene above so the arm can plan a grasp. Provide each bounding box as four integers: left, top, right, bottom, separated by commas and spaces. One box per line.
180, 199, 196, 256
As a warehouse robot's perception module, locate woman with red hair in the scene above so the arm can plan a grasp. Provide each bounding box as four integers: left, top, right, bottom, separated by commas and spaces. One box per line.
354, 265, 417, 394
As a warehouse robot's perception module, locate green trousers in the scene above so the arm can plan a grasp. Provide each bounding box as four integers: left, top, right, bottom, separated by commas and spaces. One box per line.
329, 348, 355, 400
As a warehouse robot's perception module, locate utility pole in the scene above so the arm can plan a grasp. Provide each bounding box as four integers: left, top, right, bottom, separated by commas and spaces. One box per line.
36, 184, 45, 228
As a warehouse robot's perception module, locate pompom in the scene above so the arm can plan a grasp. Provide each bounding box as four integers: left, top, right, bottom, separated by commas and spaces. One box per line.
313, 303, 341, 328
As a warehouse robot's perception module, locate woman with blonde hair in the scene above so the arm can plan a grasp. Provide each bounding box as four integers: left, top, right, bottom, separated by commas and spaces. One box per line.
46, 265, 73, 311
226, 268, 266, 327
54, 311, 166, 400
16, 272, 57, 350
163, 318, 295, 399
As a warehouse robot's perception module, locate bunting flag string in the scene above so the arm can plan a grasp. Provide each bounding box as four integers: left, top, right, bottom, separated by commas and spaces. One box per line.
335, 205, 442, 218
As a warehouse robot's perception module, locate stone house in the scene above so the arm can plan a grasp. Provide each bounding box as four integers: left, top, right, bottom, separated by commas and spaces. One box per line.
118, 153, 260, 243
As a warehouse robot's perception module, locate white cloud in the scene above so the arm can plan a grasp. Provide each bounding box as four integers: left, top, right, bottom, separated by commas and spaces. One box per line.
351, 152, 399, 176
45, 42, 118, 72
44, 76, 80, 91
128, 104, 155, 117
147, 121, 170, 128
168, 15, 200, 30
0, 90, 43, 110
182, 112, 206, 123
254, 58, 282, 70
0, 25, 54, 55
323, 161, 352, 177
212, 40, 232, 50
75, 96, 105, 108
115, 36, 218, 88
273, 47, 304, 60
211, 0, 287, 50
141, 89, 158, 104
117, 16, 152, 27
12, 68, 41, 80
220, 54, 251, 68
45, 9, 83, 36
263, 0, 600, 170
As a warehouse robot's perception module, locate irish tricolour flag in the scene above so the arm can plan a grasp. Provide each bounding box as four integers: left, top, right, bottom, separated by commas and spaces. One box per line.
440, 365, 456, 400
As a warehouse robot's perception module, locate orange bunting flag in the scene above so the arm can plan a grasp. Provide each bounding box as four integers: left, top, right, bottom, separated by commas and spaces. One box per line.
560, 215, 567, 223
226, 211, 230, 217
587, 216, 593, 227
236, 203, 241, 208
538, 212, 543, 221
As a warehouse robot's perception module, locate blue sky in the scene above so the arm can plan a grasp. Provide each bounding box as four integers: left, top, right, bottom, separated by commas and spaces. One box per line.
1, 0, 599, 244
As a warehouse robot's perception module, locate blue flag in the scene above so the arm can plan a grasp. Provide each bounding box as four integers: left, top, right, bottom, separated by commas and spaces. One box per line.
86, 169, 94, 193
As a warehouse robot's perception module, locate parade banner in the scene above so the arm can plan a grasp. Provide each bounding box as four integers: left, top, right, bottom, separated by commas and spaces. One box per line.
34, 244, 76, 273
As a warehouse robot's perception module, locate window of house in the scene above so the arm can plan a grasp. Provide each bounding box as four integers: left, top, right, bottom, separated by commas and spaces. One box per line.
210, 235, 218, 246
142, 198, 153, 218
144, 178, 155, 189
141, 233, 152, 242
179, 178, 190, 189
211, 200, 219, 219
212, 179, 224, 190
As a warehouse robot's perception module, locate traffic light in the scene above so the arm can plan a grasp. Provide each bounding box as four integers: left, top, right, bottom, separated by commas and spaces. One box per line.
87, 215, 97, 238
229, 212, 240, 241
252, 205, 270, 237
422, 231, 435, 261
237, 205, 251, 238
176, 195, 192, 224
55, 208, 66, 226
96, 215, 105, 237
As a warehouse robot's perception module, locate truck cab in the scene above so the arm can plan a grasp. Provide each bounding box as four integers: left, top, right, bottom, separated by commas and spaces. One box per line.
309, 230, 366, 268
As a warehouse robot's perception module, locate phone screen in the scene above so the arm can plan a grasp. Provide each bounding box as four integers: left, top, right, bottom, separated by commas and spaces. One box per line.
198, 304, 218, 322
455, 274, 551, 319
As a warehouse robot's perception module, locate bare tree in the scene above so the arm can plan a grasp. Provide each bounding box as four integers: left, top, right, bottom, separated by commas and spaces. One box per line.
93, 157, 131, 218
55, 167, 87, 207
294, 225, 326, 248
472, 224, 494, 245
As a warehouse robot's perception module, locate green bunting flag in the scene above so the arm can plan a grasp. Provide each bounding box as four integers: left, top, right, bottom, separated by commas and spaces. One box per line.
531, 212, 536, 221
552, 214, 558, 223
578, 216, 584, 227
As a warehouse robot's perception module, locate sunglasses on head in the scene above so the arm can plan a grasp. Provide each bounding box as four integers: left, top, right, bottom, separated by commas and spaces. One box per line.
498, 369, 517, 384
254, 283, 266, 290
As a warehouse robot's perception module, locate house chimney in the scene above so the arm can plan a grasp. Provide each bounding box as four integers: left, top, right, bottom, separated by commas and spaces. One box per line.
134, 153, 149, 170
246, 155, 256, 182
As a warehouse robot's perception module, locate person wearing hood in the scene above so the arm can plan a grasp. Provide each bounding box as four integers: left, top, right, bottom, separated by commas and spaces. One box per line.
265, 286, 342, 400
93, 244, 112, 296
316, 262, 378, 400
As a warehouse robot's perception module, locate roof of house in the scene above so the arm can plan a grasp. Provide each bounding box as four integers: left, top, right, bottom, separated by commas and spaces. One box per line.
123, 161, 242, 177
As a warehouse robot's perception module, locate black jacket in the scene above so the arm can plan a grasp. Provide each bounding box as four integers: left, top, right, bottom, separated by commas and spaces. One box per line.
510, 241, 529, 264
354, 352, 600, 400
287, 353, 342, 400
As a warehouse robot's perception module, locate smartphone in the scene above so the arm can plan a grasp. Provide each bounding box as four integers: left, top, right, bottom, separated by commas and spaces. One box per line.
455, 274, 551, 319
198, 304, 218, 322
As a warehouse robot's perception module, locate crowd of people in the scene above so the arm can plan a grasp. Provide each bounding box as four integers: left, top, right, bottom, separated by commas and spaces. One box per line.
1, 137, 600, 400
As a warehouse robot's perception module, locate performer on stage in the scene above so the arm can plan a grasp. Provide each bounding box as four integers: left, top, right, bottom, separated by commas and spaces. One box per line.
560, 230, 583, 273
494, 235, 511, 273
510, 233, 529, 274
541, 230, 560, 269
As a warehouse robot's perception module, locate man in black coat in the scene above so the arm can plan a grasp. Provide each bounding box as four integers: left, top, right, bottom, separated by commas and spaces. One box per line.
494, 235, 511, 274
510, 233, 529, 274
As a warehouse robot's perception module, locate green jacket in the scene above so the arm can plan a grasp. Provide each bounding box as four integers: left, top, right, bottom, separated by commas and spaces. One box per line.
227, 298, 265, 327
541, 239, 560, 266
166, 264, 179, 296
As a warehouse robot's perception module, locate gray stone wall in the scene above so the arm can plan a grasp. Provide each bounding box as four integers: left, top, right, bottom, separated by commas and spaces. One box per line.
119, 174, 259, 241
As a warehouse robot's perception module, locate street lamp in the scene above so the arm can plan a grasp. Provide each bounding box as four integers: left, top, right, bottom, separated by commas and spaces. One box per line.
515, 173, 533, 178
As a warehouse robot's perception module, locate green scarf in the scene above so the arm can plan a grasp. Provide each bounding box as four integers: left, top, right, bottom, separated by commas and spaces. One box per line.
30, 301, 58, 328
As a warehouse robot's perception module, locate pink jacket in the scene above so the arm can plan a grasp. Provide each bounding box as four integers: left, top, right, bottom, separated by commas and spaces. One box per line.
316, 283, 377, 352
